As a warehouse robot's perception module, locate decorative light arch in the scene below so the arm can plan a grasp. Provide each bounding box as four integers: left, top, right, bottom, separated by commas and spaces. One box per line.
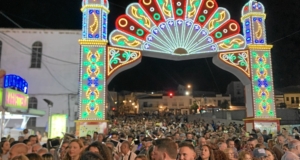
109, 0, 247, 58
76, 0, 280, 137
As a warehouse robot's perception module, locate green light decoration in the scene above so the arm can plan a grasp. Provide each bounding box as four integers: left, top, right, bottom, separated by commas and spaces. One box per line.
96, 111, 103, 118
215, 32, 223, 39
117, 41, 125, 46
136, 29, 144, 36
81, 47, 105, 119
199, 15, 206, 22
176, 8, 183, 16
252, 51, 274, 117
153, 13, 161, 21
82, 111, 89, 118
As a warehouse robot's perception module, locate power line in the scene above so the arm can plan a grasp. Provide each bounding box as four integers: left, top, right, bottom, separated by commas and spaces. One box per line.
110, 2, 127, 9
42, 61, 77, 93
0, 35, 77, 93
0, 12, 23, 28
270, 29, 300, 44
205, 58, 220, 93
4, 11, 51, 28
0, 32, 79, 65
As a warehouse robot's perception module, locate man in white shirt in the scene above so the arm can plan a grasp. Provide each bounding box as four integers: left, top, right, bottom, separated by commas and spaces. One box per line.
120, 141, 137, 160
281, 140, 300, 160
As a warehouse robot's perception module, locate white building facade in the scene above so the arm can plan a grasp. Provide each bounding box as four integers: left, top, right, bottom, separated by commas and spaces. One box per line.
0, 28, 81, 130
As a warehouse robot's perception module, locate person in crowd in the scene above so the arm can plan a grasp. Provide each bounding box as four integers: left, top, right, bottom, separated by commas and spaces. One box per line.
32, 144, 42, 153
64, 139, 84, 160
40, 133, 48, 145
264, 149, 277, 160
281, 140, 300, 160
86, 141, 113, 160
26, 153, 42, 160
237, 151, 252, 160
59, 141, 69, 159
224, 148, 237, 160
28, 135, 38, 146
97, 134, 104, 144
17, 137, 24, 143
146, 145, 154, 160
1, 141, 10, 160
110, 132, 121, 153
37, 148, 48, 157
177, 142, 197, 160
120, 141, 136, 160
8, 143, 28, 160
80, 152, 104, 160
22, 130, 29, 140
213, 150, 228, 160
272, 134, 285, 160
139, 137, 152, 155
36, 131, 42, 143
198, 145, 214, 160
41, 153, 54, 160
134, 155, 147, 160
218, 142, 227, 151
92, 132, 98, 142
152, 138, 177, 160
11, 155, 28, 160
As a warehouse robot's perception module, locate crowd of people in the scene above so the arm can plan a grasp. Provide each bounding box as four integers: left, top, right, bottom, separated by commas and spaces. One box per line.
1, 117, 300, 160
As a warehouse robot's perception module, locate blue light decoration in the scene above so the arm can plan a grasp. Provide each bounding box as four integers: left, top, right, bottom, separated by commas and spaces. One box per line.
4, 74, 28, 94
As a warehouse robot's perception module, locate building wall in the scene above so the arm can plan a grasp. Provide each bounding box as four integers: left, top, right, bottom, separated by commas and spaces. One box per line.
226, 81, 245, 104
0, 28, 81, 128
274, 94, 284, 107
138, 94, 231, 114
284, 93, 300, 108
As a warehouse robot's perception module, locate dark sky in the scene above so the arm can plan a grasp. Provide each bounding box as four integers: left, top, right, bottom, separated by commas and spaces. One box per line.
0, 0, 299, 93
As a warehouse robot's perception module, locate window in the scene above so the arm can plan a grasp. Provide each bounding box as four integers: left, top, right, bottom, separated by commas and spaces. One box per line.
291, 97, 295, 104
28, 97, 38, 127
30, 41, 42, 68
296, 97, 300, 104
143, 102, 148, 107
286, 97, 289, 101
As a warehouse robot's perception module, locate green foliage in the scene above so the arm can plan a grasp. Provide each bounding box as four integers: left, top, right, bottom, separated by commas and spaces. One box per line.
220, 100, 230, 110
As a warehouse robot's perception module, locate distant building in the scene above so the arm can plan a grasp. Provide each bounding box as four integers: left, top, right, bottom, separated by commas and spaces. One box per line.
226, 81, 245, 105
274, 90, 284, 108
277, 86, 300, 108
137, 92, 231, 115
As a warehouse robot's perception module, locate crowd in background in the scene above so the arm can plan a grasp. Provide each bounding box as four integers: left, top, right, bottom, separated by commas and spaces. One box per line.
1, 116, 300, 160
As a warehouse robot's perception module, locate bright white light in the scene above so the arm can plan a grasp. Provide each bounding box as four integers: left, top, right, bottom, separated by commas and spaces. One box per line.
151, 92, 154, 94
185, 91, 190, 95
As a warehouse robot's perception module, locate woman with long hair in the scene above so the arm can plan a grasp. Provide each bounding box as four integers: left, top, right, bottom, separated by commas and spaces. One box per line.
1, 141, 10, 160
86, 141, 113, 160
64, 139, 84, 160
265, 148, 278, 160
197, 145, 215, 160
26, 153, 43, 160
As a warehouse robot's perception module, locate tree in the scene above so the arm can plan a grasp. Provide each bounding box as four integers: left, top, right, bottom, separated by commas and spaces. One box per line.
220, 100, 230, 110
190, 102, 198, 113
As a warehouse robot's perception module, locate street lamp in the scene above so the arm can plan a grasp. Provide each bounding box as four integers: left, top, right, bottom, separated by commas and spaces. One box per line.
187, 85, 191, 89
185, 91, 190, 96
43, 99, 53, 117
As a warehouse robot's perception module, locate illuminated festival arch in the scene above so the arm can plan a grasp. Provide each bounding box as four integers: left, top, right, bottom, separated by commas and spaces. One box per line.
75, 0, 280, 136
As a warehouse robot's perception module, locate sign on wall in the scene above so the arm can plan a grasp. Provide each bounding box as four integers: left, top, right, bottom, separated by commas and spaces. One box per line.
4, 74, 28, 94
3, 88, 28, 110
48, 114, 67, 138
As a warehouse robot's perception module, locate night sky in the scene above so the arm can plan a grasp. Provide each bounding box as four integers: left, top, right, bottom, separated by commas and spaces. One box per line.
0, 0, 299, 93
